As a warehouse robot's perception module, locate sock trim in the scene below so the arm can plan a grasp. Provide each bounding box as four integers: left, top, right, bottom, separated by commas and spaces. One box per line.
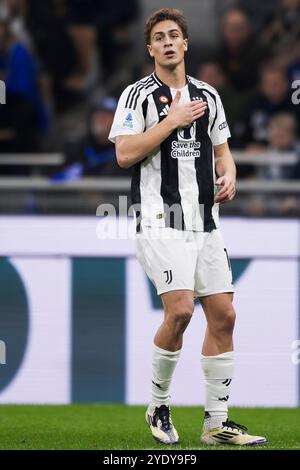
201, 351, 234, 360
153, 343, 181, 356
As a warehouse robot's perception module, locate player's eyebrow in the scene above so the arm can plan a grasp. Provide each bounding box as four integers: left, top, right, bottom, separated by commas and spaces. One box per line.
153, 28, 181, 38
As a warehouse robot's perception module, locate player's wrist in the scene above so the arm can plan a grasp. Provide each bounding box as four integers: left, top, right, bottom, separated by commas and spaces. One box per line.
221, 171, 236, 183
165, 114, 179, 131
226, 174, 236, 184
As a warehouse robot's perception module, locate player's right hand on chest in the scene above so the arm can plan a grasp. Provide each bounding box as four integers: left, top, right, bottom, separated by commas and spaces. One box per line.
167, 91, 207, 129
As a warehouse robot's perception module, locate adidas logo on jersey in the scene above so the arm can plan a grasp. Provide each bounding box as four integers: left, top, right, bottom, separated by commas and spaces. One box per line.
159, 104, 170, 116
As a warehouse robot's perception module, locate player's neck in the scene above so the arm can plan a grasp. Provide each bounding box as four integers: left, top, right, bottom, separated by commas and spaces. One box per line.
154, 63, 186, 90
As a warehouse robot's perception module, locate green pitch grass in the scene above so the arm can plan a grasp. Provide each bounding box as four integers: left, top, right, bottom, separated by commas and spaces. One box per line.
0, 405, 299, 450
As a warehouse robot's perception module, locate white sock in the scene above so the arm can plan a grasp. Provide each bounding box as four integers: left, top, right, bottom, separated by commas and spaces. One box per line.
201, 351, 234, 429
150, 343, 181, 408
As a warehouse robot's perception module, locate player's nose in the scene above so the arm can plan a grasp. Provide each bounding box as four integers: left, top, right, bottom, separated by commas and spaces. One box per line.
164, 38, 173, 46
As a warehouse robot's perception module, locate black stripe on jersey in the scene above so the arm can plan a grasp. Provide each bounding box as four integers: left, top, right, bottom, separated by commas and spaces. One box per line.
152, 84, 185, 230
188, 81, 216, 232
152, 72, 163, 86
125, 85, 136, 108
128, 83, 143, 109
131, 83, 145, 109
125, 77, 152, 109
145, 78, 156, 89
142, 98, 148, 128
141, 75, 154, 86
202, 89, 217, 131
131, 162, 142, 232
187, 77, 218, 131
130, 77, 153, 109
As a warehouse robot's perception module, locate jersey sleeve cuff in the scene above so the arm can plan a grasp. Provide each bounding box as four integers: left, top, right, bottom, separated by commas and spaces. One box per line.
108, 129, 141, 143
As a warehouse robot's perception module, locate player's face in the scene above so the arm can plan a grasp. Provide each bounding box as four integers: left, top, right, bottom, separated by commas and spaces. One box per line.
147, 20, 188, 69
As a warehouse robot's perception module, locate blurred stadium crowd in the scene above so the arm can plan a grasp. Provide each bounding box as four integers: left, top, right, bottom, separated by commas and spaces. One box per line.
0, 0, 299, 215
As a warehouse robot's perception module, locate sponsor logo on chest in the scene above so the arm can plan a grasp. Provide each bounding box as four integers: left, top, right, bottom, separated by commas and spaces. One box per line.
171, 123, 201, 158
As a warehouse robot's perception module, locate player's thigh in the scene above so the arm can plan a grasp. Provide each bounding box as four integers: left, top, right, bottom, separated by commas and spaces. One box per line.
135, 226, 197, 296
195, 229, 234, 298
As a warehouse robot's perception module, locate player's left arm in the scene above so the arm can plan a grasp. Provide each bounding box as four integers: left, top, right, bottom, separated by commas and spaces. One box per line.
209, 90, 236, 204
214, 141, 236, 203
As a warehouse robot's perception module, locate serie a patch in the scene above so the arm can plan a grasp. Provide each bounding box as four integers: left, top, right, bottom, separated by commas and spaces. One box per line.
123, 112, 133, 129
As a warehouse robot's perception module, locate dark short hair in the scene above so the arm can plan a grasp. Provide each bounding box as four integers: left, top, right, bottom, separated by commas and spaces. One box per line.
144, 8, 188, 45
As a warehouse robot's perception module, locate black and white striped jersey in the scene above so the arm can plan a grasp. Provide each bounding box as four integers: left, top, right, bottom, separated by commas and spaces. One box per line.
109, 72, 231, 232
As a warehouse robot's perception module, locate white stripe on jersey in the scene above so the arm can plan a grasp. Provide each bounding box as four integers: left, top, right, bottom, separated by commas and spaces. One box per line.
139, 90, 165, 226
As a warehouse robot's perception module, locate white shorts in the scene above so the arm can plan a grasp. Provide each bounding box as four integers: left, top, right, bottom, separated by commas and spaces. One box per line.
136, 225, 234, 297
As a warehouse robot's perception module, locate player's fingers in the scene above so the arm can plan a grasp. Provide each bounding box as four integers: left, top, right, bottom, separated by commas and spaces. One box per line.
221, 194, 236, 203
215, 187, 232, 202
189, 101, 207, 110
192, 108, 206, 118
192, 110, 205, 121
188, 101, 206, 110
217, 187, 236, 203
173, 90, 181, 103
216, 185, 230, 198
217, 182, 235, 197
215, 194, 229, 203
228, 189, 236, 200
215, 177, 225, 186
191, 113, 205, 123
228, 184, 236, 199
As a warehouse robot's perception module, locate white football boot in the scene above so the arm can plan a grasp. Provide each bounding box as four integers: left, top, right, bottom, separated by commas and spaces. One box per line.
145, 404, 180, 445
201, 415, 267, 446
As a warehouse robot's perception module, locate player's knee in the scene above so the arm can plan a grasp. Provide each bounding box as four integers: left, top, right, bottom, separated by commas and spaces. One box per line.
167, 300, 194, 330
217, 307, 236, 336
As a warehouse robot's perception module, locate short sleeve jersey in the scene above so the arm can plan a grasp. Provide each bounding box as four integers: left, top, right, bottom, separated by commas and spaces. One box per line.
109, 72, 231, 231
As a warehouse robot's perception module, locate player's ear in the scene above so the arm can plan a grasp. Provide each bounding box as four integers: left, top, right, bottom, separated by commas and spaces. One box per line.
183, 38, 188, 52
147, 44, 154, 58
